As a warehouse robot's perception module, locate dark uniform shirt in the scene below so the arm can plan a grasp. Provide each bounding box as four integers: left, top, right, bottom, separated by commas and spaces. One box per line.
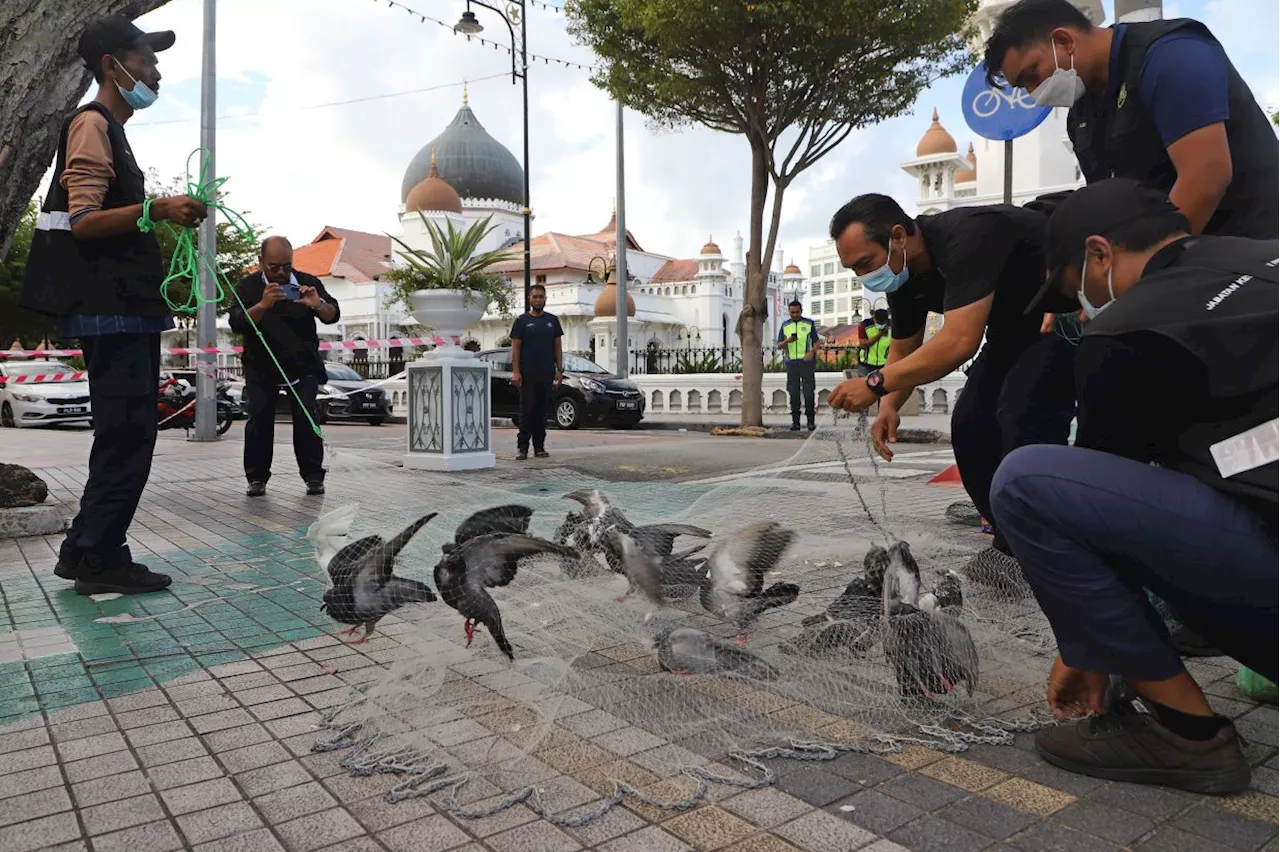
228, 271, 341, 384
509, 311, 563, 378
887, 206, 1047, 344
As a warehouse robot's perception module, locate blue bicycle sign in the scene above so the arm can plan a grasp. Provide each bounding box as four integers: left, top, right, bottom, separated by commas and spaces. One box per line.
960, 64, 1051, 141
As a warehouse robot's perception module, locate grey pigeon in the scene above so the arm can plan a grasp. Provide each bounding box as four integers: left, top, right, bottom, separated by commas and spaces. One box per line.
654, 627, 778, 680
320, 512, 438, 643
790, 573, 882, 658
700, 520, 799, 646
882, 541, 979, 701
863, 544, 890, 589
918, 570, 963, 614
563, 488, 711, 587
434, 533, 577, 660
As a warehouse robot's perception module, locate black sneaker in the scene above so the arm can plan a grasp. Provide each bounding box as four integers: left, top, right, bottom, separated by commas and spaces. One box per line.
306, 481, 325, 496
789, 424, 801, 432
246, 481, 267, 497
1035, 708, 1249, 795
807, 422, 816, 432
534, 450, 550, 459
515, 450, 528, 461
74, 551, 172, 596
54, 542, 81, 580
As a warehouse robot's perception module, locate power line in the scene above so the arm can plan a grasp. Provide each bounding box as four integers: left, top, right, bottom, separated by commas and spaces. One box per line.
367, 0, 594, 72
131, 73, 510, 126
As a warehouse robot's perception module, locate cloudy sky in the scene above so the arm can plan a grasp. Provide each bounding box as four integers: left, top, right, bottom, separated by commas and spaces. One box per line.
50, 0, 1278, 267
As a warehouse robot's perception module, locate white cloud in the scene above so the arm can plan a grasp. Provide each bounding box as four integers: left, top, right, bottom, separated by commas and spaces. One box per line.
37, 0, 1278, 267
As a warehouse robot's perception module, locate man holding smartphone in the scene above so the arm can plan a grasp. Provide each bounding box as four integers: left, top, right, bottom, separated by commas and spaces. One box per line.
228, 236, 340, 496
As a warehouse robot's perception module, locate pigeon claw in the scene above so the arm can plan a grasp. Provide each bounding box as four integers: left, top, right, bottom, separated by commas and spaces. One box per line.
733, 634, 748, 648
463, 618, 475, 647
350, 635, 369, 646
615, 594, 629, 604
337, 626, 359, 638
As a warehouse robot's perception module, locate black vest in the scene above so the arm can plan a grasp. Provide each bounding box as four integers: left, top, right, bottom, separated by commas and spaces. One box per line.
1085, 236, 1279, 510
1067, 20, 1280, 239
20, 102, 167, 318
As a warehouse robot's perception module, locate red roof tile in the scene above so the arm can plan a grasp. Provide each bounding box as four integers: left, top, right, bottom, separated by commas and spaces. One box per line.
647, 259, 700, 284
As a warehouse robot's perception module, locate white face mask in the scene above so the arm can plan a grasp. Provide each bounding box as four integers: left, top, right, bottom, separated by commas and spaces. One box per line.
1032, 41, 1087, 108
1077, 247, 1116, 320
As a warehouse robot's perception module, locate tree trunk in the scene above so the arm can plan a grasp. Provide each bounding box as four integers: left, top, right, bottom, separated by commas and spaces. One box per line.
737, 139, 773, 427
0, 0, 173, 257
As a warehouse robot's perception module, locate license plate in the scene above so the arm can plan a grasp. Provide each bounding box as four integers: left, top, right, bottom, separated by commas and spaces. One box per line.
616, 400, 638, 410
58, 406, 87, 415
361, 402, 378, 410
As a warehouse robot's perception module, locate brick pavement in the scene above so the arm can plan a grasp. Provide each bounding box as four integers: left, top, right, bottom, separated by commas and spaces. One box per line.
0, 428, 1275, 852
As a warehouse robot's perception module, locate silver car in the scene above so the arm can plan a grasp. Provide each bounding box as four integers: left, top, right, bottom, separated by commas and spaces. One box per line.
0, 361, 92, 428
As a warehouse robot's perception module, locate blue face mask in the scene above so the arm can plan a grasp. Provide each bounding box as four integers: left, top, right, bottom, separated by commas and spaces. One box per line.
114, 60, 158, 110
1077, 247, 1115, 320
861, 245, 909, 294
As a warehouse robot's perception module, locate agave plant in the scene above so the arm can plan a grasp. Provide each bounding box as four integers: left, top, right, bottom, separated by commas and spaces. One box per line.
385, 213, 517, 316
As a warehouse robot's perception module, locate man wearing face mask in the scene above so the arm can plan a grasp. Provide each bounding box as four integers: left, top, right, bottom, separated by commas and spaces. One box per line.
989, 178, 1276, 792
982, 0, 1278, 240
20, 15, 207, 596
827, 194, 1076, 574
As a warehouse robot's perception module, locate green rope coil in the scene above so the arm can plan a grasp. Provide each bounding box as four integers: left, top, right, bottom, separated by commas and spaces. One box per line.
161, 148, 322, 438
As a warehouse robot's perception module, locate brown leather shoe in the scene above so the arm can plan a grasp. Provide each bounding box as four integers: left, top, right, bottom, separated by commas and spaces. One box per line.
1035, 708, 1249, 795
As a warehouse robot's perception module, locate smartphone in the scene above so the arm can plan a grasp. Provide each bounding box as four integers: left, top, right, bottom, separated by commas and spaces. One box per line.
280, 280, 301, 301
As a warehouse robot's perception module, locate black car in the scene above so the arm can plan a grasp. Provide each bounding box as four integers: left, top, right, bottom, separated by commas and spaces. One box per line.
478, 348, 644, 429
246, 362, 391, 426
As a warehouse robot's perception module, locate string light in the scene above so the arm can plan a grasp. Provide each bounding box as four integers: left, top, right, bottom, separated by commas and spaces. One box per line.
367, 0, 593, 72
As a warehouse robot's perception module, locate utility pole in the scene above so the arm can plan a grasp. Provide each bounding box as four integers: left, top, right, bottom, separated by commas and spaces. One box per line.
192, 0, 218, 440
614, 102, 628, 378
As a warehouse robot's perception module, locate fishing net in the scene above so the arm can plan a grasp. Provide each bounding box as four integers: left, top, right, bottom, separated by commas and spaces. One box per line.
302, 415, 1056, 824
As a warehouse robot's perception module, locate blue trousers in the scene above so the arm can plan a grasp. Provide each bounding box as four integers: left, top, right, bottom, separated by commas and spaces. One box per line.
991, 445, 1278, 683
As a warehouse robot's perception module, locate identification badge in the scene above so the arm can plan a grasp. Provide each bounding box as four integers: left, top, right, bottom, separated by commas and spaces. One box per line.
1209, 418, 1280, 479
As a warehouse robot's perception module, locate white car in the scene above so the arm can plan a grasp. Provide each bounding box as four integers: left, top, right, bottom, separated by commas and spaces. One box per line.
0, 361, 93, 428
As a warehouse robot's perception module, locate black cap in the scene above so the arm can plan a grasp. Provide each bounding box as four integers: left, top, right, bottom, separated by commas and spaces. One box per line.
77, 15, 175, 73
1025, 178, 1183, 315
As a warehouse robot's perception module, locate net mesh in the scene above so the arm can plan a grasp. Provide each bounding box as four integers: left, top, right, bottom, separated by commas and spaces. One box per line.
303, 414, 1056, 823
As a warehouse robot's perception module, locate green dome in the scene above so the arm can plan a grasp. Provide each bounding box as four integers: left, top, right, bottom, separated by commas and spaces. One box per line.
401, 105, 524, 206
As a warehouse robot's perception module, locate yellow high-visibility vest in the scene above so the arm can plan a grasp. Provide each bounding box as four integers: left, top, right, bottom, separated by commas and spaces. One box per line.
781, 320, 814, 360
864, 325, 891, 367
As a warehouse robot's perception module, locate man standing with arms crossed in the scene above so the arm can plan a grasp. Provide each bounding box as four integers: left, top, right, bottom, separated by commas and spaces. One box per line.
510, 283, 563, 460
21, 15, 206, 595
777, 300, 819, 432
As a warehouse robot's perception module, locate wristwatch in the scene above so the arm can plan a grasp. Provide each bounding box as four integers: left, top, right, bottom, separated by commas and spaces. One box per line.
865, 369, 889, 398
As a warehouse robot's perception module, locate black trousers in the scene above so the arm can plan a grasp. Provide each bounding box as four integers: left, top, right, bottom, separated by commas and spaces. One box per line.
950, 333, 1077, 552
786, 360, 816, 424
63, 333, 160, 559
518, 378, 552, 451
244, 373, 325, 483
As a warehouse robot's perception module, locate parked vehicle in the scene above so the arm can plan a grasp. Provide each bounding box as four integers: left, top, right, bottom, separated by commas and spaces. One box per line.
242, 362, 391, 426
478, 349, 644, 429
157, 375, 234, 434
0, 361, 92, 428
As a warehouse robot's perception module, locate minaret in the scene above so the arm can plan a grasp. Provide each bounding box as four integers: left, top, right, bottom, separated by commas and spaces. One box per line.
731, 231, 745, 281
1114, 0, 1161, 22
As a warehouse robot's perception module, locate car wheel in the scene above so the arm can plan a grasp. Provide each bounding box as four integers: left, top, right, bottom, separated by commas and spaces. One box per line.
0, 402, 14, 428
367, 417, 386, 426
554, 397, 582, 430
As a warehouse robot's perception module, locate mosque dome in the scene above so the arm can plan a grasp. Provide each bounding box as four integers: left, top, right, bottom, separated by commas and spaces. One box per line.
700, 236, 722, 256
404, 149, 464, 214
400, 97, 525, 206
955, 142, 978, 184
916, 108, 958, 157
593, 279, 637, 317
783, 263, 801, 275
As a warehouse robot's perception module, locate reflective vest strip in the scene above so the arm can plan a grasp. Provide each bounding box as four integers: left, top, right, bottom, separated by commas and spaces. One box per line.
782, 321, 812, 360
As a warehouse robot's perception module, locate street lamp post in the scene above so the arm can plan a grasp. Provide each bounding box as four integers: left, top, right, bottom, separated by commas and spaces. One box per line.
455, 1, 531, 315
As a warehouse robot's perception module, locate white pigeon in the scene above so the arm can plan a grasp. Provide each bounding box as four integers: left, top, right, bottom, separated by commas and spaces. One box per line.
307, 503, 361, 573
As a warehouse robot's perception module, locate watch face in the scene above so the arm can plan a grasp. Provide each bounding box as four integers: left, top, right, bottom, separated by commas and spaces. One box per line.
867, 372, 882, 387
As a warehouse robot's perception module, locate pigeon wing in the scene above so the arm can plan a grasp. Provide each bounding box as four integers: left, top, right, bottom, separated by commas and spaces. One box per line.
631, 523, 712, 557
327, 535, 384, 587
736, 523, 795, 595
460, 533, 577, 589
455, 505, 533, 545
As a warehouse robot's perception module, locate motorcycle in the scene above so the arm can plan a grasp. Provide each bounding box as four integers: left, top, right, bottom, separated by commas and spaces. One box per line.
157, 376, 234, 435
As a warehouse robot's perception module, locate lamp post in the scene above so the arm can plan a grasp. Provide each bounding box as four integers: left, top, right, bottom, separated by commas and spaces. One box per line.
455, 1, 531, 314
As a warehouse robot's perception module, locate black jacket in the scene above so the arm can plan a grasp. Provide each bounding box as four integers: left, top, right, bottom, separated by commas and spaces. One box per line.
1078, 236, 1278, 521
20, 102, 167, 317
228, 271, 340, 383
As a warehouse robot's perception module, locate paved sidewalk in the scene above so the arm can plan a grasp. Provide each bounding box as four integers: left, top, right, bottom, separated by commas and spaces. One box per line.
0, 430, 1275, 852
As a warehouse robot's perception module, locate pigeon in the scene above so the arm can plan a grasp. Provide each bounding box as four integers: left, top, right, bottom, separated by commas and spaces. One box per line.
451, 505, 533, 548
563, 488, 711, 590
881, 541, 979, 701
919, 570, 963, 614
433, 533, 577, 660
863, 544, 890, 589
319, 511, 438, 643
306, 503, 361, 573
654, 627, 778, 680
700, 520, 800, 646
790, 573, 882, 658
